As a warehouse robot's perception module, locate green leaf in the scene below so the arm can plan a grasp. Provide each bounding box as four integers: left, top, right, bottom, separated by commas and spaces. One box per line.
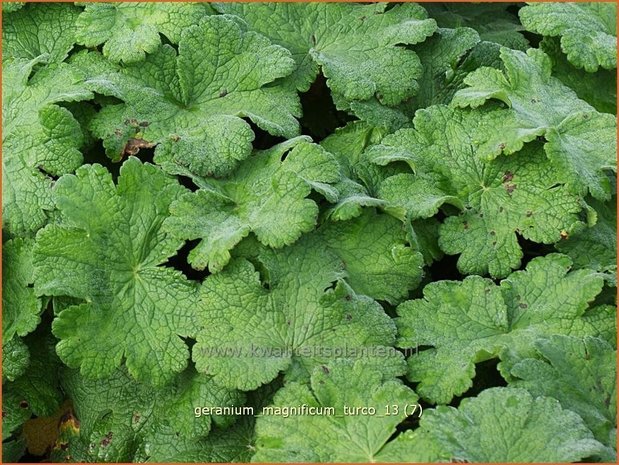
213, 2, 436, 107
319, 210, 424, 304
80, 14, 300, 177
368, 105, 582, 278
374, 429, 446, 462
545, 111, 617, 201
453, 47, 617, 200
378, 173, 464, 221
2, 238, 42, 348
556, 197, 617, 274
193, 223, 404, 390
580, 306, 617, 350
56, 365, 243, 462
320, 121, 388, 174
1, 387, 31, 441
542, 37, 616, 114
511, 335, 616, 449
427, 38, 505, 110
2, 2, 25, 13
2, 437, 26, 463
2, 237, 41, 383
425, 3, 529, 50
8, 332, 62, 417
413, 27, 481, 109
135, 384, 276, 463
411, 217, 445, 265
397, 275, 507, 404
164, 138, 340, 272
33, 158, 197, 386
75, 2, 213, 64
319, 121, 393, 221
337, 97, 413, 133
2, 58, 93, 236
421, 387, 606, 462
3, 3, 80, 64
2, 331, 63, 440
253, 359, 417, 462
324, 177, 387, 223
519, 2, 617, 71
3, 4, 617, 460
397, 254, 612, 404
2, 338, 30, 383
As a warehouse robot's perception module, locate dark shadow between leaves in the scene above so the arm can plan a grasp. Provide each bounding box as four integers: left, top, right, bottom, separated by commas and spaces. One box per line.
163, 239, 210, 282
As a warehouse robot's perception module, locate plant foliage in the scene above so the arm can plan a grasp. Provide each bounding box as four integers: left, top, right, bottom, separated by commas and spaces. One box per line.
2, 2, 616, 463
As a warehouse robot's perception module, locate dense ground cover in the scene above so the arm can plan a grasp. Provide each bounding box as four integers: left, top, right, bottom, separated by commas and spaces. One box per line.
2, 2, 617, 463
